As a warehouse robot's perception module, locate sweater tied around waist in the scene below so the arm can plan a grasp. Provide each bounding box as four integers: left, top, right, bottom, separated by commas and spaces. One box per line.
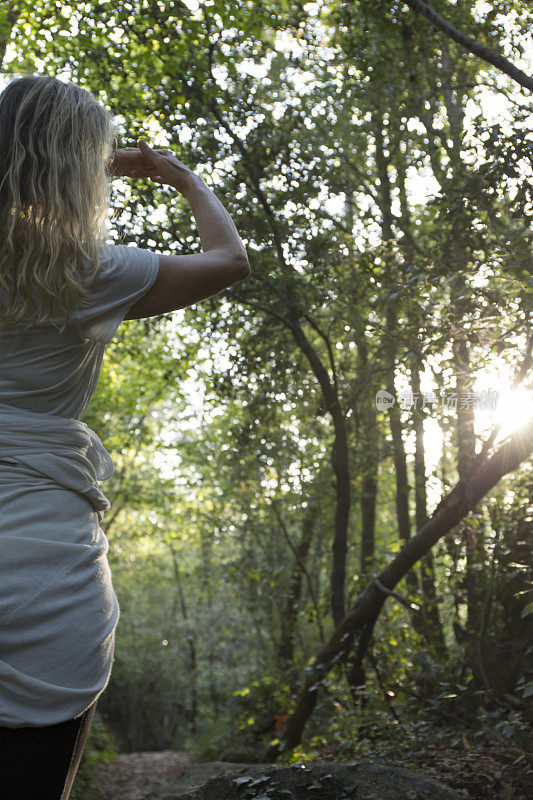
0, 402, 113, 513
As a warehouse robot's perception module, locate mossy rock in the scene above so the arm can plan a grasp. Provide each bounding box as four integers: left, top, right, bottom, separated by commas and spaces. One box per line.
145, 759, 462, 800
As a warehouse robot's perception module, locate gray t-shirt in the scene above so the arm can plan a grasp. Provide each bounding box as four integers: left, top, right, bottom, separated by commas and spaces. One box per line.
0, 244, 159, 727
0, 243, 160, 419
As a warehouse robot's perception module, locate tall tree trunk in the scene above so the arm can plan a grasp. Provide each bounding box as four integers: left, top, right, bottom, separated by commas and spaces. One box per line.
169, 544, 198, 736
277, 497, 320, 689
396, 131, 441, 629
411, 350, 447, 656
356, 337, 378, 575
441, 42, 484, 635
287, 321, 351, 628
385, 318, 418, 594
360, 411, 378, 575
373, 110, 418, 594
207, 103, 352, 629
451, 274, 484, 634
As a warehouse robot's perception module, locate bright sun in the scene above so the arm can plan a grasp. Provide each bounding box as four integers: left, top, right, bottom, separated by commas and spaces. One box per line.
489, 385, 533, 440
418, 364, 533, 483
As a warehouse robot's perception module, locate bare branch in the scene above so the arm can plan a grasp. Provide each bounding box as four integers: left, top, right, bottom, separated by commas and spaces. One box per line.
402, 0, 533, 92
373, 577, 420, 614
302, 313, 340, 397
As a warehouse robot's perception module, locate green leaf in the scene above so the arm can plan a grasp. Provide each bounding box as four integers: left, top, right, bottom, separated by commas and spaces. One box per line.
520, 602, 533, 619
520, 681, 533, 699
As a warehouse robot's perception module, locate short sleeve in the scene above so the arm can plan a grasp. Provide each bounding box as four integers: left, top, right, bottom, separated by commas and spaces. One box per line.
75, 244, 160, 345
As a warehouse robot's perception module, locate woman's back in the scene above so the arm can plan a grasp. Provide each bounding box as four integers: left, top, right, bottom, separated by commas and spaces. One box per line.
0, 243, 159, 419
0, 241, 160, 731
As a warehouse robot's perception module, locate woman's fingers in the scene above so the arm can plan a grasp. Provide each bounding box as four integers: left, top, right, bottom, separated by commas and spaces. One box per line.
138, 141, 186, 168
136, 140, 196, 190
137, 140, 161, 161
113, 140, 197, 192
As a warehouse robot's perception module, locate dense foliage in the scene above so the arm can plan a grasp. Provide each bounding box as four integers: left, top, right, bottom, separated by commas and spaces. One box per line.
1, 1, 532, 797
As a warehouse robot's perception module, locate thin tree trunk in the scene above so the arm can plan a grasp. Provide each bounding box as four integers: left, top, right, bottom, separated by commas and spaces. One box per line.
397, 136, 442, 637
360, 426, 378, 575
169, 544, 198, 736
373, 111, 417, 593
411, 350, 447, 656
356, 338, 378, 575
277, 498, 320, 687
288, 320, 351, 628
384, 309, 418, 594
451, 275, 484, 634
441, 41, 484, 635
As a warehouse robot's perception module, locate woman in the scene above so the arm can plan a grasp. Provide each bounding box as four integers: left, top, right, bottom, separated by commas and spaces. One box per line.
0, 74, 249, 800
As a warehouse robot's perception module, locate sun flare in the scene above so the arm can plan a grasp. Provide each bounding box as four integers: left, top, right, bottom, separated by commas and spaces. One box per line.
490, 385, 533, 440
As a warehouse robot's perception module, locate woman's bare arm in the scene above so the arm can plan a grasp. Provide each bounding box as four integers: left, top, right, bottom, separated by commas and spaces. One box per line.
115, 141, 250, 319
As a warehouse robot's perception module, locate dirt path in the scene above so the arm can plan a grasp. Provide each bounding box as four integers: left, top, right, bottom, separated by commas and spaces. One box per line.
94, 750, 196, 800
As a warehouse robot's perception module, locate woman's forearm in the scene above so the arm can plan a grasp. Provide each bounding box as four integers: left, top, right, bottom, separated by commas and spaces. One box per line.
182, 177, 249, 266
126, 140, 249, 269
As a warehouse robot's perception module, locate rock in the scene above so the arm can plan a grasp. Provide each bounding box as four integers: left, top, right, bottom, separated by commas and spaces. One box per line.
144, 759, 462, 800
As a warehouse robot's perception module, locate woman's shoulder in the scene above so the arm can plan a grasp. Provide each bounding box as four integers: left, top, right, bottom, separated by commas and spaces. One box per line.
74, 242, 160, 344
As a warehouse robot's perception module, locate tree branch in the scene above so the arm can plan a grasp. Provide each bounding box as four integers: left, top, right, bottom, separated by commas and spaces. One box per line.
302, 313, 340, 397
402, 0, 533, 92
373, 577, 420, 614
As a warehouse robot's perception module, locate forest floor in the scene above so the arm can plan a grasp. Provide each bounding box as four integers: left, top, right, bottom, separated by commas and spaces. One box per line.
93, 750, 195, 799
89, 739, 532, 800
385, 739, 532, 799
307, 738, 532, 800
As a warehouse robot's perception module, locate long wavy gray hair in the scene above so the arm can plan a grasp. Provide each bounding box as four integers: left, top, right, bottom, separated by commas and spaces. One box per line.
0, 74, 118, 331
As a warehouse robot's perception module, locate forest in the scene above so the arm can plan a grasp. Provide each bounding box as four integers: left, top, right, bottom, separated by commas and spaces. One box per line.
1, 1, 531, 798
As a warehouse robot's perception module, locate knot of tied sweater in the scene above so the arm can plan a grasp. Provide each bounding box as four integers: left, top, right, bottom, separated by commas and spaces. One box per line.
0, 402, 114, 513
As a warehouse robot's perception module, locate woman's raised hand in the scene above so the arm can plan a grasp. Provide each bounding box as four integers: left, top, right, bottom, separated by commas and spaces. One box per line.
108, 141, 201, 196
108, 145, 165, 180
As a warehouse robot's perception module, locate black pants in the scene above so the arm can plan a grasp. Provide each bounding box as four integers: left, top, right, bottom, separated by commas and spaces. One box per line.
0, 701, 97, 800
